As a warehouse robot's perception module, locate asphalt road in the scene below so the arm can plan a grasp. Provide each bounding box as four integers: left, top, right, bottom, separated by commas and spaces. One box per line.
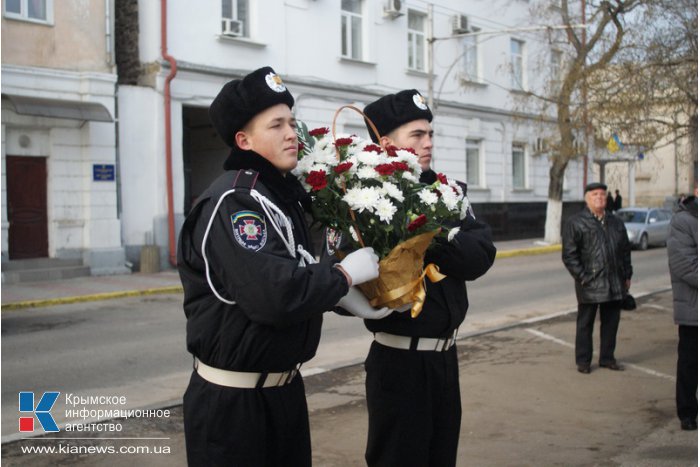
1, 247, 672, 441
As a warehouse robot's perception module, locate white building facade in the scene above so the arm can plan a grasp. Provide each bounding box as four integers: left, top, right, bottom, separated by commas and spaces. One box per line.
117, 0, 586, 270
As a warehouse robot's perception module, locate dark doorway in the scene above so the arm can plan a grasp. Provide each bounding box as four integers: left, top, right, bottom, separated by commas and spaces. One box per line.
6, 155, 49, 259
182, 106, 228, 214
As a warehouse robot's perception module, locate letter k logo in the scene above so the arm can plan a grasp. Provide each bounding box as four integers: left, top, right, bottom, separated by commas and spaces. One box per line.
19, 391, 60, 432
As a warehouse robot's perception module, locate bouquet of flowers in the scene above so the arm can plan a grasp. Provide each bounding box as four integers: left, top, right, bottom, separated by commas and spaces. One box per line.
294, 106, 470, 317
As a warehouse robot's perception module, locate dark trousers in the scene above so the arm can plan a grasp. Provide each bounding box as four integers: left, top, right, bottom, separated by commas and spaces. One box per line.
364, 341, 461, 467
575, 301, 621, 366
676, 325, 698, 422
183, 371, 311, 467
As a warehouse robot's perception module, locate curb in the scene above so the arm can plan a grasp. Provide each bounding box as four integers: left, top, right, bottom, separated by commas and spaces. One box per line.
495, 244, 561, 259
1, 286, 184, 311
3, 245, 562, 310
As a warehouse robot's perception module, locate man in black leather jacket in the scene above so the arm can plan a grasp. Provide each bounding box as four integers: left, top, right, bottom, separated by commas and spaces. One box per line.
562, 182, 632, 374
358, 90, 497, 467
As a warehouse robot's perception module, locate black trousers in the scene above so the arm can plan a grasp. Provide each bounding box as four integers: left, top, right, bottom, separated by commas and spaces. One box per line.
676, 325, 698, 422
183, 371, 311, 467
575, 301, 621, 366
364, 341, 461, 467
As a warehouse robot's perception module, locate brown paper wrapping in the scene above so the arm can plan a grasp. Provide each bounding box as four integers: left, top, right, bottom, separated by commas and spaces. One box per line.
357, 230, 440, 314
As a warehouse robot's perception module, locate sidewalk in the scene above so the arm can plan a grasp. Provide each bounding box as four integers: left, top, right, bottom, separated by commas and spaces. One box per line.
2, 290, 695, 466
1, 238, 559, 309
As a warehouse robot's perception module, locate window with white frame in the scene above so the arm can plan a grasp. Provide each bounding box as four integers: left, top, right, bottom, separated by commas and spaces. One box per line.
341, 0, 363, 60
550, 49, 563, 88
462, 34, 479, 81
4, 0, 52, 23
512, 143, 527, 189
465, 138, 481, 187
407, 10, 426, 71
221, 0, 249, 38
510, 38, 525, 90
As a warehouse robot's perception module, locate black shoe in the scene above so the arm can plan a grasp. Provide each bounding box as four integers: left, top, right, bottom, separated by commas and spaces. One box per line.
577, 364, 591, 374
681, 419, 697, 431
599, 362, 624, 371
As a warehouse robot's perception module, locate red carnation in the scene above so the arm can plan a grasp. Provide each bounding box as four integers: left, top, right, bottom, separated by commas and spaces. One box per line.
334, 137, 354, 147
334, 162, 353, 174
385, 145, 399, 157
309, 127, 329, 137
391, 161, 409, 172
298, 142, 305, 152
375, 164, 397, 176
407, 214, 428, 232
402, 147, 417, 155
306, 170, 328, 191
437, 172, 448, 185
363, 144, 383, 154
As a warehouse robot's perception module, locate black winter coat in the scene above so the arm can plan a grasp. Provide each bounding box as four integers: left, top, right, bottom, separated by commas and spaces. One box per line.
562, 208, 632, 304
177, 151, 349, 372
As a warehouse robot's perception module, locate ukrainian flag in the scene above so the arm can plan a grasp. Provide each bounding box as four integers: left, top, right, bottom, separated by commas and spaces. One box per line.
607, 134, 623, 154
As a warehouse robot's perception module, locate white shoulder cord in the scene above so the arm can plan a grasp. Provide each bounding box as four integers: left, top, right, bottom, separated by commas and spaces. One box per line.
201, 188, 317, 305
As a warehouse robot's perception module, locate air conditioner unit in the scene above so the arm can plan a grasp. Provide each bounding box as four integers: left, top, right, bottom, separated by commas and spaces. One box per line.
533, 137, 550, 153
452, 14, 469, 34
383, 0, 404, 20
222, 18, 243, 37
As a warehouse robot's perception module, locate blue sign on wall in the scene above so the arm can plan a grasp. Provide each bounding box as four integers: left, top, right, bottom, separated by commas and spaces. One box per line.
93, 164, 115, 182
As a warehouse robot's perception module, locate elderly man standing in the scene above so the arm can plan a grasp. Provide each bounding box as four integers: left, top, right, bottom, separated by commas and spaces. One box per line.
667, 185, 698, 431
562, 182, 633, 374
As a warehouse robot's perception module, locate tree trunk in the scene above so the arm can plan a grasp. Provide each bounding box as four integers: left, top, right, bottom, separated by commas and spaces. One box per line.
544, 157, 568, 244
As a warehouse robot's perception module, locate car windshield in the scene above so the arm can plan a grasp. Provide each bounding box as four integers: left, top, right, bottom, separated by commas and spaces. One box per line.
617, 211, 647, 223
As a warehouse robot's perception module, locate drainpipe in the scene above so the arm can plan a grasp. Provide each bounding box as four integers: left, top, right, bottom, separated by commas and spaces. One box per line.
161, 0, 177, 266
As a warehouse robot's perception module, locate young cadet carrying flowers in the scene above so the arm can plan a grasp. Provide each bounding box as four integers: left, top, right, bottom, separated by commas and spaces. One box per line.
177, 66, 380, 467
360, 90, 497, 467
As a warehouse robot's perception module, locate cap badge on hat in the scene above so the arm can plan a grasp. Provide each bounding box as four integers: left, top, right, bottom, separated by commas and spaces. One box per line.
412, 93, 428, 110
265, 72, 287, 93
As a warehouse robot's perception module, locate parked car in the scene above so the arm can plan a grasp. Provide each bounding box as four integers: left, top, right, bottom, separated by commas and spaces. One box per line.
616, 207, 673, 250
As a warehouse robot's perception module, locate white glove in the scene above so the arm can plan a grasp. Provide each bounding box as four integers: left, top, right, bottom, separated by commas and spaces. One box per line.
336, 247, 379, 286
337, 286, 393, 320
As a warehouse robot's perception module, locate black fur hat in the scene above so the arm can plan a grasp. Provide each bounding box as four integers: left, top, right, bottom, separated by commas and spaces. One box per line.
209, 66, 295, 148
363, 90, 433, 143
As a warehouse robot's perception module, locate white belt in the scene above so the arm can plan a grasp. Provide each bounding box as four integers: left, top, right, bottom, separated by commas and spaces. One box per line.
194, 358, 300, 388
374, 330, 458, 352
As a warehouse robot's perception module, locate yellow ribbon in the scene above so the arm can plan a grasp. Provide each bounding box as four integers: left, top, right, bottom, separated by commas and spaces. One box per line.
369, 263, 446, 318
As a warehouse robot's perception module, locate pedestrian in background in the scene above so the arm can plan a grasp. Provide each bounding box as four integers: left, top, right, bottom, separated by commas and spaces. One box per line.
667, 184, 697, 431
177, 66, 380, 466
613, 189, 622, 212
606, 190, 615, 213
562, 182, 633, 374
355, 89, 497, 467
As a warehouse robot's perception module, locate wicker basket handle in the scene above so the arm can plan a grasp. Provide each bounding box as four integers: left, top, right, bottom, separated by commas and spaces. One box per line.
329, 105, 384, 249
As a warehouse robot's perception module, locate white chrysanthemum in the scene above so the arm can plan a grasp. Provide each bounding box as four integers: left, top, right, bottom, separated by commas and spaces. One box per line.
418, 188, 439, 206
393, 149, 422, 174
356, 150, 382, 167
375, 197, 397, 223
343, 186, 381, 213
402, 171, 419, 183
448, 180, 464, 198
381, 181, 404, 202
447, 226, 460, 242
437, 184, 459, 211
357, 166, 378, 180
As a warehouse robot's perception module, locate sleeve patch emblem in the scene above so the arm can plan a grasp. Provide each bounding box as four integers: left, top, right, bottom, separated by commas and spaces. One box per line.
231, 211, 268, 251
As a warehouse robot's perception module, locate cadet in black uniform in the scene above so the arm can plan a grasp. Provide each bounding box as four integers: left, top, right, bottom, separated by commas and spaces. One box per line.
178, 66, 380, 467
360, 90, 497, 467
